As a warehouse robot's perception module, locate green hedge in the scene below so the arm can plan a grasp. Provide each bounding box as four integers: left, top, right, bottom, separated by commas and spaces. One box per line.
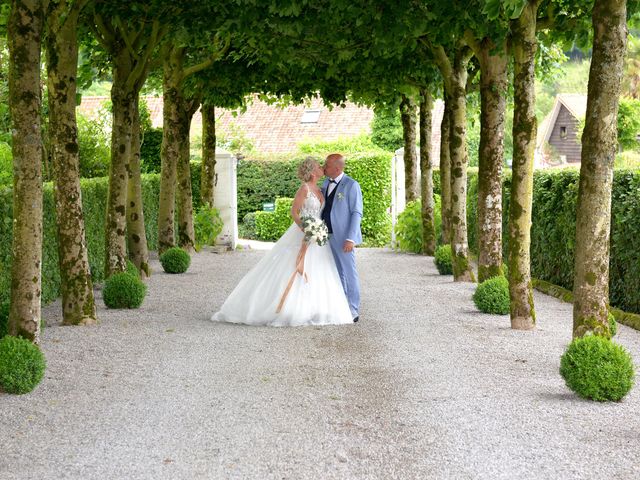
238, 152, 392, 246
465, 168, 640, 315
0, 175, 161, 305
255, 198, 294, 241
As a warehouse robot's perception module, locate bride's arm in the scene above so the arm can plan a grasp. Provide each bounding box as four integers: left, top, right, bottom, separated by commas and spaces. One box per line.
290, 186, 307, 230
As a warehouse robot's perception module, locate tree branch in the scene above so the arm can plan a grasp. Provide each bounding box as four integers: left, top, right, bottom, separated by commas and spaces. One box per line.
463, 30, 482, 57
92, 13, 115, 51
114, 16, 140, 61
182, 34, 231, 80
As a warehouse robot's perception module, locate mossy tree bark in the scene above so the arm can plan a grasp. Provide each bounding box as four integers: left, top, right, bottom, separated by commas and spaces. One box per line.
435, 44, 475, 282
176, 98, 200, 251
439, 93, 452, 245
419, 88, 436, 255
91, 15, 164, 277
200, 103, 217, 208
158, 44, 222, 252
126, 97, 150, 277
508, 1, 539, 330
473, 38, 508, 282
46, 0, 97, 326
573, 0, 627, 338
7, 0, 47, 343
400, 95, 419, 204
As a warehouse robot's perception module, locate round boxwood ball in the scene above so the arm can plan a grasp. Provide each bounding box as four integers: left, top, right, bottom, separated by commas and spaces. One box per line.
473, 276, 510, 315
608, 313, 618, 337
160, 247, 191, 274
0, 335, 46, 394
434, 245, 453, 275
560, 335, 635, 402
103, 272, 147, 309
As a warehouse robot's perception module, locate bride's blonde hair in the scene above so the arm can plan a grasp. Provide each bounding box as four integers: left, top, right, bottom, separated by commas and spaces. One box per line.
297, 156, 319, 182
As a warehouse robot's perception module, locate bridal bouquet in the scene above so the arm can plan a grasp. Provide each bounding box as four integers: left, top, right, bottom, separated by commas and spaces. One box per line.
301, 216, 329, 246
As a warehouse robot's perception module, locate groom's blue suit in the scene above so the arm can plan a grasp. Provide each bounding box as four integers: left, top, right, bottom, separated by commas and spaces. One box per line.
321, 174, 363, 318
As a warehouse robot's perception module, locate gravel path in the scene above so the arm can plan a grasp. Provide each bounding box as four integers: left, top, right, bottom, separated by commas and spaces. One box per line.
2, 248, 640, 480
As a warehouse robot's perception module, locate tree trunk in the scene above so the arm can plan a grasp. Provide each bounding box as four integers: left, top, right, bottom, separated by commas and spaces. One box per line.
105, 49, 137, 277
7, 0, 46, 343
573, 0, 627, 338
477, 42, 508, 282
158, 47, 185, 253
105, 88, 134, 277
400, 95, 419, 203
419, 88, 436, 255
439, 94, 452, 245
46, 0, 97, 326
448, 48, 475, 282
508, 1, 539, 330
126, 97, 150, 277
176, 99, 199, 251
201, 103, 217, 207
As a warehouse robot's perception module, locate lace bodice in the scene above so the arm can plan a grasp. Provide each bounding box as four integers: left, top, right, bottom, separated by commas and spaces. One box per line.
299, 189, 323, 219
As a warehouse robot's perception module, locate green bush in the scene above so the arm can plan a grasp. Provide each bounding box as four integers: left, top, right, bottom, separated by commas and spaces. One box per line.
560, 335, 635, 401
255, 198, 294, 241
126, 259, 140, 278
0, 300, 8, 338
297, 134, 379, 155
160, 247, 191, 274
0, 335, 46, 394
239, 212, 258, 240
395, 196, 442, 253
434, 244, 453, 275
140, 128, 163, 174
473, 276, 510, 315
466, 169, 640, 315
103, 272, 147, 309
0, 141, 12, 186
0, 174, 162, 305
609, 313, 618, 337
370, 107, 403, 152
194, 204, 224, 250
617, 97, 640, 151
77, 114, 110, 178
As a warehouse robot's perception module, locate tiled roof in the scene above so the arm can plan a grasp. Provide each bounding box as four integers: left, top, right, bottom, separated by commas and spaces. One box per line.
78, 95, 444, 155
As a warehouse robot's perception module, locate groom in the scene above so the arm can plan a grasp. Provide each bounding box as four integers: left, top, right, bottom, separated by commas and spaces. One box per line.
321, 153, 363, 322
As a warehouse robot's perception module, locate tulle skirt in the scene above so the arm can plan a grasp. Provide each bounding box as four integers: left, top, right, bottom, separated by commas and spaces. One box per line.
211, 223, 353, 327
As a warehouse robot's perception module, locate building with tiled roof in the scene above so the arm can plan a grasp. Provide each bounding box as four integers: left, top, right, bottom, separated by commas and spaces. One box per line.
78, 95, 375, 154
78, 95, 445, 156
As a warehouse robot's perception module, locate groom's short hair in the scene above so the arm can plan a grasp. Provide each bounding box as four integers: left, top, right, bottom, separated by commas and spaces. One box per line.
326, 153, 345, 166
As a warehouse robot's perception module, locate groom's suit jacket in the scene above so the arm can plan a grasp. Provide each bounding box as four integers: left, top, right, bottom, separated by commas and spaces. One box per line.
321, 175, 363, 245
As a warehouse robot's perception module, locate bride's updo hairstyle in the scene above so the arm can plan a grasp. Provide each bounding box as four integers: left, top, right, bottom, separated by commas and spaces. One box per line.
297, 156, 318, 182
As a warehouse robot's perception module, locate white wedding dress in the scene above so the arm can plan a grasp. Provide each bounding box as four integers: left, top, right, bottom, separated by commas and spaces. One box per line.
211, 189, 353, 327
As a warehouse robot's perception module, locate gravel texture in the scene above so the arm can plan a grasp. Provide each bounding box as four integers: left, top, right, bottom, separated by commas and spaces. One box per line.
2, 248, 640, 480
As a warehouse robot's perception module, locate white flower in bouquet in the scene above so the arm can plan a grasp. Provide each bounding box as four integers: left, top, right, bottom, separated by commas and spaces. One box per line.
301, 216, 329, 246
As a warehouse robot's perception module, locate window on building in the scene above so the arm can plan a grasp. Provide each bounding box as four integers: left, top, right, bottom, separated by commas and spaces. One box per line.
301, 109, 321, 124
560, 126, 567, 139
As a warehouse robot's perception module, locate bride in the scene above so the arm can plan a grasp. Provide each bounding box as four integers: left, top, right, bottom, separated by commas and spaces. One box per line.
211, 157, 353, 327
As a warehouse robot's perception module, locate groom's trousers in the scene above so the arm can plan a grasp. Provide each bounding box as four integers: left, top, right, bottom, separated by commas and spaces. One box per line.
329, 235, 360, 318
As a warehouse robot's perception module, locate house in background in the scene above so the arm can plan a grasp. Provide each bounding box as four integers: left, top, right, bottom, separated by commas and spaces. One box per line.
536, 94, 587, 168
78, 95, 446, 156
78, 95, 375, 154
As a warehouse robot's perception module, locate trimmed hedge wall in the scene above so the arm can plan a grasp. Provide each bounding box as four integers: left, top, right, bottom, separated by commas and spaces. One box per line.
238, 152, 392, 246
0, 175, 161, 305
255, 198, 294, 241
465, 168, 640, 315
